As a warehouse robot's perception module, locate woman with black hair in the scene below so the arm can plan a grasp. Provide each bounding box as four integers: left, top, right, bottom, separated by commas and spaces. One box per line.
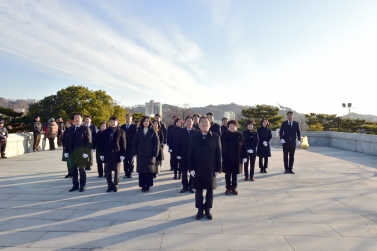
221, 120, 247, 195
93, 122, 108, 178
168, 117, 183, 180
242, 120, 258, 181
257, 118, 272, 173
132, 116, 159, 192
152, 120, 164, 178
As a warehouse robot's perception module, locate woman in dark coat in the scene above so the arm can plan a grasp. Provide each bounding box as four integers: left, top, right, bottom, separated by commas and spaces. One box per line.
93, 122, 107, 178
168, 117, 183, 180
242, 120, 258, 181
221, 120, 247, 195
132, 116, 159, 192
153, 120, 165, 178
62, 120, 74, 178
257, 118, 272, 173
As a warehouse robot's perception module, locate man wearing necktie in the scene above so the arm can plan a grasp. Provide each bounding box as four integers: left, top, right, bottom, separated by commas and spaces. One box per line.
279, 111, 301, 174
120, 114, 136, 178
188, 116, 221, 220
64, 113, 92, 192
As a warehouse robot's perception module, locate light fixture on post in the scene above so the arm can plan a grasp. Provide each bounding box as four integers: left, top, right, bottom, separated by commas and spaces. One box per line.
342, 103, 353, 118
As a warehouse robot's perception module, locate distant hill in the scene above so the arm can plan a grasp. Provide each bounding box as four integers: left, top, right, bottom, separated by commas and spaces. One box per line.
342, 112, 377, 121
0, 97, 38, 112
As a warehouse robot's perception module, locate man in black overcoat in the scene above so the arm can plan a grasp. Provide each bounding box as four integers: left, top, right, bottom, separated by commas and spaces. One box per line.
64, 113, 92, 192
84, 116, 97, 170
279, 111, 301, 174
100, 116, 126, 192
167, 115, 177, 171
120, 114, 136, 178
188, 116, 221, 220
207, 112, 221, 136
176, 116, 198, 193
221, 117, 229, 134
32, 116, 43, 152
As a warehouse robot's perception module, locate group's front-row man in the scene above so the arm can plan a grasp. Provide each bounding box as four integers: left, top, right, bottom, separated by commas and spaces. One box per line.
64, 113, 92, 192
279, 111, 301, 174
100, 116, 127, 192
188, 116, 221, 220
176, 116, 198, 193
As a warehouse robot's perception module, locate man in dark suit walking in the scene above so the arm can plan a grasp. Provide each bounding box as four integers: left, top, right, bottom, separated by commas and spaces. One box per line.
188, 116, 222, 220
100, 117, 126, 192
207, 112, 221, 136
176, 116, 198, 193
64, 113, 92, 192
84, 116, 97, 171
279, 111, 301, 174
120, 114, 137, 178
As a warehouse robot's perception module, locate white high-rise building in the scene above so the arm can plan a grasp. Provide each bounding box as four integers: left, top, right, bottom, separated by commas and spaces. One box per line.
224, 111, 235, 120
145, 100, 162, 117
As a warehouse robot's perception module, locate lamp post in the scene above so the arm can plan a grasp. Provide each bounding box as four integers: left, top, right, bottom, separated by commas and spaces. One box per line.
342, 103, 352, 118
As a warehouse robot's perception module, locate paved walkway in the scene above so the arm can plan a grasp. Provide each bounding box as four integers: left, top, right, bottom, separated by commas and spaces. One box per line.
0, 146, 377, 251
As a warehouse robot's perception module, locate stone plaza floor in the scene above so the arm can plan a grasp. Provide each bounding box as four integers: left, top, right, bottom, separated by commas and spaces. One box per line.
0, 146, 377, 250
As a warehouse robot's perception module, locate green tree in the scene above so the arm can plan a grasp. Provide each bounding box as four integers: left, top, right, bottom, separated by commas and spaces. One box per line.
339, 118, 366, 133
304, 113, 338, 131
363, 123, 377, 135
28, 85, 127, 127
239, 105, 284, 130
0, 107, 27, 133
309, 122, 324, 131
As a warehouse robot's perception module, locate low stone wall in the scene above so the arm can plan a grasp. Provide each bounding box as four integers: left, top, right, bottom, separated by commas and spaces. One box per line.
301, 131, 377, 156
3, 132, 57, 158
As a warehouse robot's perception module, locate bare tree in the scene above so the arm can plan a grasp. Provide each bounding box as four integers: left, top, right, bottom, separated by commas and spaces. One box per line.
180, 103, 193, 120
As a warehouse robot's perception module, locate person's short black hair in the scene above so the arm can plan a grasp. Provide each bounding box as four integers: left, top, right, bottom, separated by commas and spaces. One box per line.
140, 116, 153, 127
73, 113, 82, 118
57, 116, 62, 119
185, 116, 193, 122
222, 117, 228, 122
193, 114, 201, 118
206, 112, 214, 116
199, 116, 210, 123
227, 120, 238, 127
155, 114, 160, 117
260, 118, 270, 126
172, 115, 177, 119
85, 115, 91, 119
286, 111, 293, 115
246, 120, 256, 126
34, 115, 40, 119
109, 116, 119, 121
174, 117, 183, 126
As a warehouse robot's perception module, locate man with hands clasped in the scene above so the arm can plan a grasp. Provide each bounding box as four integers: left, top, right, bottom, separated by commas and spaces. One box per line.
100, 117, 127, 192
279, 111, 301, 174
64, 113, 92, 192
188, 116, 222, 220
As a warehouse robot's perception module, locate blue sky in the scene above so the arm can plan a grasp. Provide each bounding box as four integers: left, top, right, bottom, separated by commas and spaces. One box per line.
1, 0, 376, 116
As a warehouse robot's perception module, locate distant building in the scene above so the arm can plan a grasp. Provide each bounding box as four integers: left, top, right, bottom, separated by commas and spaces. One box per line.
14, 108, 25, 114
145, 100, 162, 117
224, 111, 235, 120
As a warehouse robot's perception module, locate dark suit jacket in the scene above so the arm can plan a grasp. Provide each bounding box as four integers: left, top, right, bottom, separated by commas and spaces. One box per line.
193, 123, 200, 130
221, 131, 247, 174
85, 124, 97, 149
132, 127, 159, 173
221, 125, 229, 134
279, 120, 301, 143
64, 125, 92, 167
188, 131, 221, 190
210, 122, 221, 136
242, 130, 258, 151
100, 127, 126, 162
120, 123, 136, 149
160, 122, 167, 144
176, 127, 198, 168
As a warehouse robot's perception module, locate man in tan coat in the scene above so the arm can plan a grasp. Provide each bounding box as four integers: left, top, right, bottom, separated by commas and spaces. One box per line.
46, 118, 58, 150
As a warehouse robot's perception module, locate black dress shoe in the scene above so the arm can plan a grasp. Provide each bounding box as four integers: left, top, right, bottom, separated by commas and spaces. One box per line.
1, 156, 7, 159
79, 187, 85, 192
69, 187, 79, 192
205, 209, 213, 220
189, 188, 195, 193
128, 175, 132, 178
289, 170, 295, 174
98, 175, 103, 178
174, 174, 177, 180
64, 173, 71, 178
141, 187, 146, 192
284, 170, 289, 174
178, 174, 181, 179
124, 175, 127, 178
180, 187, 187, 193
196, 209, 203, 220
113, 187, 118, 192
260, 169, 263, 173
106, 187, 113, 193
263, 169, 267, 173
145, 187, 150, 192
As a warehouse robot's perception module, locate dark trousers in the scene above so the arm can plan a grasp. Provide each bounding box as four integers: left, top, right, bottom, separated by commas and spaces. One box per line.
97, 162, 104, 176
33, 134, 41, 151
259, 157, 269, 169
86, 151, 93, 168
195, 189, 213, 209
139, 173, 154, 188
225, 172, 238, 187
244, 153, 256, 178
105, 161, 121, 188
48, 138, 55, 150
57, 134, 63, 147
0, 141, 6, 156
283, 141, 296, 170
71, 164, 86, 188
180, 163, 192, 189
123, 149, 134, 176
171, 153, 180, 175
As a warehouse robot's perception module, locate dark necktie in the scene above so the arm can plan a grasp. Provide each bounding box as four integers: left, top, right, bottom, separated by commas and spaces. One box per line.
289, 122, 292, 127
127, 125, 129, 130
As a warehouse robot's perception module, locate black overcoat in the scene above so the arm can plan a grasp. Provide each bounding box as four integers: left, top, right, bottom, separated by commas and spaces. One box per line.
93, 130, 104, 163
120, 123, 137, 150
100, 127, 126, 162
168, 126, 180, 153
156, 129, 165, 161
61, 130, 69, 162
188, 131, 222, 190
132, 127, 159, 173
221, 131, 247, 174
210, 122, 221, 136
176, 127, 198, 171
242, 130, 258, 152
64, 125, 92, 167
221, 125, 229, 134
256, 126, 272, 157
